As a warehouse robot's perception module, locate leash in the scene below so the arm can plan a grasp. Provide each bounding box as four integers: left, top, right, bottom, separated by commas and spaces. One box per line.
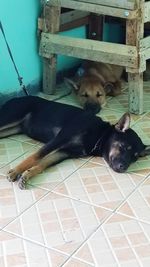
0, 20, 29, 96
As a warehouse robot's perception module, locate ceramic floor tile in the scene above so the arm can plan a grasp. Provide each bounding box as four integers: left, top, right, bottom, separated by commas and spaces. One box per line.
53, 161, 144, 211
63, 258, 93, 267
0, 146, 90, 191
105, 81, 150, 114
73, 213, 150, 267
0, 174, 48, 228
0, 138, 37, 169
125, 114, 150, 176
8, 134, 40, 145
0, 230, 69, 267
4, 192, 111, 257
27, 158, 89, 191
118, 176, 150, 223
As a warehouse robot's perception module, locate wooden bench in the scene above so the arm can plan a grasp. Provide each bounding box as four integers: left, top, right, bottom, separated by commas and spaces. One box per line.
39, 0, 150, 114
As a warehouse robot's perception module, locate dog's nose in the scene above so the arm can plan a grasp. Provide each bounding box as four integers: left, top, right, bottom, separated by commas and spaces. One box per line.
115, 163, 126, 173
84, 103, 101, 114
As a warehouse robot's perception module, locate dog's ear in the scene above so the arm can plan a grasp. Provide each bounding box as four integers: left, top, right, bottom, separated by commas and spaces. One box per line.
104, 82, 114, 95
115, 113, 130, 132
140, 145, 150, 157
64, 78, 79, 91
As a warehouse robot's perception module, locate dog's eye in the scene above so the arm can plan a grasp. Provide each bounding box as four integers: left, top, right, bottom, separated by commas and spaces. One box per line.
134, 152, 138, 157
127, 146, 132, 150
96, 92, 103, 97
81, 93, 88, 98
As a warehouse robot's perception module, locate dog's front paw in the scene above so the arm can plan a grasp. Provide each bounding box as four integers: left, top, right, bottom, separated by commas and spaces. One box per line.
7, 169, 20, 182
18, 170, 30, 190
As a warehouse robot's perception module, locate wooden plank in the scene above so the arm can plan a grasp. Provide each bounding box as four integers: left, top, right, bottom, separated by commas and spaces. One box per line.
38, 11, 89, 32
40, 33, 138, 68
49, 0, 138, 19
42, 4, 60, 94
128, 73, 143, 114
60, 10, 89, 25
88, 14, 103, 40
60, 16, 89, 31
140, 36, 150, 50
126, 0, 144, 114
144, 1, 150, 23
73, 0, 136, 10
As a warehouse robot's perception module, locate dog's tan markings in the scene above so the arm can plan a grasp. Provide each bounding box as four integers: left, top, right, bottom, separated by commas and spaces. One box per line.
0, 120, 22, 131
0, 126, 21, 138
17, 150, 68, 189
7, 151, 40, 182
109, 141, 121, 160
0, 120, 23, 138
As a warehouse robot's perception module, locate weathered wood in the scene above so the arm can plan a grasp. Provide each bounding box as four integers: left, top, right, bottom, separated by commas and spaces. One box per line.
73, 0, 136, 10
48, 0, 138, 19
38, 11, 90, 32
88, 14, 103, 40
60, 10, 89, 25
126, 0, 144, 114
144, 1, 150, 23
140, 36, 150, 50
40, 33, 138, 68
42, 4, 60, 94
128, 73, 143, 114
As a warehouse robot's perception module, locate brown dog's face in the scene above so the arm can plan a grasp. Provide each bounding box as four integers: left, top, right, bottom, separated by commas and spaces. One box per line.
77, 77, 106, 114
64, 76, 106, 114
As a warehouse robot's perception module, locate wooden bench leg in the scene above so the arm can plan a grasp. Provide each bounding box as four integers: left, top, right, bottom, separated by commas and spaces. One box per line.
128, 72, 143, 114
43, 4, 60, 94
126, 1, 144, 114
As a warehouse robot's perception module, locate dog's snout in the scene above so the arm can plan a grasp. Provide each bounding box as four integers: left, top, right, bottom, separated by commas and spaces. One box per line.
84, 102, 101, 114
115, 163, 125, 172
111, 161, 127, 173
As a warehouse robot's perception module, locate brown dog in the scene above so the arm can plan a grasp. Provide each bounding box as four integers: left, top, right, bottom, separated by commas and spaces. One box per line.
65, 61, 124, 114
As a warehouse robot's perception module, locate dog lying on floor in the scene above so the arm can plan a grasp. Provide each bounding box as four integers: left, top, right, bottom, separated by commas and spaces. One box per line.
0, 96, 149, 189
65, 61, 124, 114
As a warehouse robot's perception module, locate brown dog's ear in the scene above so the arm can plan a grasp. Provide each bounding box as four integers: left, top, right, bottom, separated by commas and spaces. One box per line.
140, 145, 150, 157
64, 78, 79, 91
104, 82, 114, 95
115, 113, 131, 132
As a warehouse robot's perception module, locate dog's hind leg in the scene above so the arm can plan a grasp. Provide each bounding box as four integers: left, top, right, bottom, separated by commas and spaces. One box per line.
0, 122, 22, 138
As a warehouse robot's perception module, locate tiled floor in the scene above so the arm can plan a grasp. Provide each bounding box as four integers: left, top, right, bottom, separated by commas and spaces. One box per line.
1, 83, 150, 266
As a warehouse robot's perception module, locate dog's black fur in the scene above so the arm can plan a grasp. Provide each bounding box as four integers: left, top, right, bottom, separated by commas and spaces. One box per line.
1, 96, 150, 189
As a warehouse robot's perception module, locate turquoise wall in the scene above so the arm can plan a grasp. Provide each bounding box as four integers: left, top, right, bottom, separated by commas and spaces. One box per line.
0, 1, 86, 93
0, 0, 42, 93
0, 1, 121, 93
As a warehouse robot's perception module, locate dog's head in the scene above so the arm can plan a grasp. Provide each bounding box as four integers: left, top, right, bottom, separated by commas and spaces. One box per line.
65, 77, 106, 114
102, 113, 150, 172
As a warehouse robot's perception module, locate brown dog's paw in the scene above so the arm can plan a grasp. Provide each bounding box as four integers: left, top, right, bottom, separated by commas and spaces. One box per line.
7, 169, 20, 182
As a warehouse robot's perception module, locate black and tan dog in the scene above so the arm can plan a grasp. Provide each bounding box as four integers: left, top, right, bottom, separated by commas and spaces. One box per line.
65, 61, 124, 114
0, 96, 149, 189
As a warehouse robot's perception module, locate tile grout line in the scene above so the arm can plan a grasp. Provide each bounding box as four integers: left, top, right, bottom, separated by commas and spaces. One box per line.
113, 172, 150, 214
120, 224, 143, 267
60, 212, 115, 266
102, 227, 121, 267
0, 158, 92, 232
0, 143, 39, 171
1, 228, 71, 259
69, 198, 96, 266
32, 190, 53, 266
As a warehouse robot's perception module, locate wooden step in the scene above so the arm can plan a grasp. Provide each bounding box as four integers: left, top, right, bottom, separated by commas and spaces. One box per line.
40, 33, 138, 68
